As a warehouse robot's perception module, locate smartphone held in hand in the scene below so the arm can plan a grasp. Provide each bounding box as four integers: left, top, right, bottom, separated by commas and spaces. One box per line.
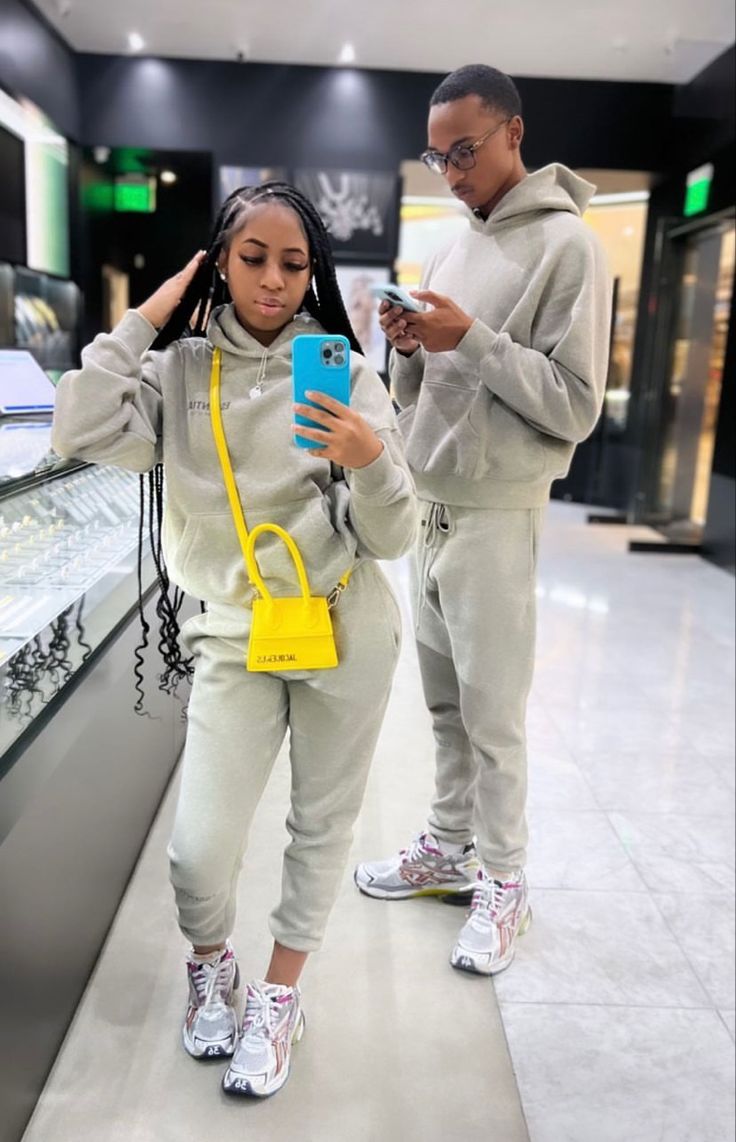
369, 284, 423, 313
292, 334, 351, 450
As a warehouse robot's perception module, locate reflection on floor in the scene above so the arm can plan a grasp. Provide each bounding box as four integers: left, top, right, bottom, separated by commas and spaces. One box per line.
22, 503, 735, 1142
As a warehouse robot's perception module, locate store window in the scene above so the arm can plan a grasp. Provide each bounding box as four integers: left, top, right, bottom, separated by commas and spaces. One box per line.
581, 186, 649, 434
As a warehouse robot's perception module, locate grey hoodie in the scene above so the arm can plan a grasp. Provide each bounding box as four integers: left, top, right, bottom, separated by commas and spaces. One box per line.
392, 164, 611, 508
52, 305, 418, 605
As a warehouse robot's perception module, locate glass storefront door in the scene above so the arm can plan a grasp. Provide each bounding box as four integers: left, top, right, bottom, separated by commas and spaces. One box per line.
654, 219, 734, 539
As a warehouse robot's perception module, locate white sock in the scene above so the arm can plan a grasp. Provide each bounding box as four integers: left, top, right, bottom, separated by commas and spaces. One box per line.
189, 942, 229, 966
432, 835, 468, 856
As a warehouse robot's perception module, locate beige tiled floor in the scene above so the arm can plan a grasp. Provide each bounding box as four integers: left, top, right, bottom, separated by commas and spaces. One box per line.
22, 503, 735, 1142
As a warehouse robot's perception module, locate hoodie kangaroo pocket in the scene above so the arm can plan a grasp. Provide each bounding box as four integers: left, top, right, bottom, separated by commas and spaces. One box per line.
404, 380, 483, 480
402, 367, 547, 484
481, 397, 547, 482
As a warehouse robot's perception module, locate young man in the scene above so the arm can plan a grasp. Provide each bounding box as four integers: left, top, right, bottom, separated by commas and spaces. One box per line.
355, 65, 611, 976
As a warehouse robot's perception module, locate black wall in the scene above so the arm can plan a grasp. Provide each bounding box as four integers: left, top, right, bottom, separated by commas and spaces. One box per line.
0, 0, 80, 139
74, 54, 677, 174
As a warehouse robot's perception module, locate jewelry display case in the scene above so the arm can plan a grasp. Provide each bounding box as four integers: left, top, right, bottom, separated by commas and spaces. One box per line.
0, 417, 191, 1142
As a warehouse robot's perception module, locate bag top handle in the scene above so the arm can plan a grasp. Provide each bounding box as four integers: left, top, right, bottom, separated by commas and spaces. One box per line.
245, 523, 311, 603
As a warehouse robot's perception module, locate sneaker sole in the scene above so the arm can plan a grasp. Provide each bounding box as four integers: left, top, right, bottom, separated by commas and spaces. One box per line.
355, 871, 476, 901
450, 907, 533, 978
182, 1031, 237, 1060
222, 1013, 305, 1099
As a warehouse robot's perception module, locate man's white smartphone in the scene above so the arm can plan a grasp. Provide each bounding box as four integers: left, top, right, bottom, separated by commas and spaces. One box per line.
370, 284, 423, 313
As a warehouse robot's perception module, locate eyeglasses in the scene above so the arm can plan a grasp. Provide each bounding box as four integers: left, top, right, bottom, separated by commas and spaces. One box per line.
420, 119, 511, 175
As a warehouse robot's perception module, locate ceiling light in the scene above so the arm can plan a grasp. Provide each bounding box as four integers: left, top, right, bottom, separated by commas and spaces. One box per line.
160, 170, 177, 185
128, 32, 145, 53
338, 43, 356, 65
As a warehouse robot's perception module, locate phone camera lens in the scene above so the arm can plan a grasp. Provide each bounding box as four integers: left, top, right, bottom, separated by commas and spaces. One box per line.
335, 355, 345, 366
324, 348, 333, 359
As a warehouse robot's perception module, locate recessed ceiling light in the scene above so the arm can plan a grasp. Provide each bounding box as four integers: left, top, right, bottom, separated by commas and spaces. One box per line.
160, 170, 177, 185
128, 32, 145, 53
338, 43, 356, 65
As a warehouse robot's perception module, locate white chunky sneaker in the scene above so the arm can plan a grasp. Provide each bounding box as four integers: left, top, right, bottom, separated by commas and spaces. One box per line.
355, 831, 480, 899
451, 869, 532, 976
182, 943, 240, 1059
222, 981, 305, 1099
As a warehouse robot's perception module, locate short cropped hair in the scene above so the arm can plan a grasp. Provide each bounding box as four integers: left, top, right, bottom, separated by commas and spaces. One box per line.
430, 64, 522, 118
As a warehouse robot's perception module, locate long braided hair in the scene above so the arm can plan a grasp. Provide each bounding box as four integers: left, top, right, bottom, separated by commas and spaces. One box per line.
135, 181, 363, 713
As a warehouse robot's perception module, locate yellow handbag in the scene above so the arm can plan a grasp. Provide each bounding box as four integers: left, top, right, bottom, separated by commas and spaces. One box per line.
209, 347, 350, 672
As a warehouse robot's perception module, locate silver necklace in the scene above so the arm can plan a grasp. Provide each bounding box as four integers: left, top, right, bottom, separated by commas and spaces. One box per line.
249, 351, 268, 400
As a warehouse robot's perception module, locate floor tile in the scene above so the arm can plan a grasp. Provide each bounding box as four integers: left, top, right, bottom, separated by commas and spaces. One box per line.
493, 890, 711, 1008
500, 1003, 735, 1142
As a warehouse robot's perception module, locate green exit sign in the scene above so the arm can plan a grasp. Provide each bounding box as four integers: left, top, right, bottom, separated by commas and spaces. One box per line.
114, 177, 156, 213
684, 163, 714, 217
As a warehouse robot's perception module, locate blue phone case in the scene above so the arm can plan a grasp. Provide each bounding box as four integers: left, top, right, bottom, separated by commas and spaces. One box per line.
292, 334, 351, 450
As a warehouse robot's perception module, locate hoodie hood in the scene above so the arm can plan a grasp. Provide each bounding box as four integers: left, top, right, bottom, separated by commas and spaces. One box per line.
207, 303, 324, 359
470, 164, 596, 233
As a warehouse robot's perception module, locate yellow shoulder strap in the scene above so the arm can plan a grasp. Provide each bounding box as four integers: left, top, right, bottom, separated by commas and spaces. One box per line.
209, 346, 353, 600
209, 347, 250, 566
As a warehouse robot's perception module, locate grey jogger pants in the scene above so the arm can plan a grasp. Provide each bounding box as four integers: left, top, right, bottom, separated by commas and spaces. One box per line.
168, 561, 401, 953
412, 502, 542, 874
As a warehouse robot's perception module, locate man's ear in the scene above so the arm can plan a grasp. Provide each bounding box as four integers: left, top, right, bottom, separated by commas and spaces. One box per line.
509, 116, 524, 151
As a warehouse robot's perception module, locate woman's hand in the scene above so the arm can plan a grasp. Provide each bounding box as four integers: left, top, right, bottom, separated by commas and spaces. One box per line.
137, 251, 207, 330
378, 300, 420, 357
293, 393, 384, 469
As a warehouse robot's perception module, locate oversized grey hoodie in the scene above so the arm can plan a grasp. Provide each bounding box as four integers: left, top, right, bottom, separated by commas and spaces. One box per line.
52, 305, 418, 605
392, 164, 611, 508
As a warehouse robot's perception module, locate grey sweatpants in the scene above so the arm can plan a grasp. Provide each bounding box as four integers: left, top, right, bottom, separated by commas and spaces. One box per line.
168, 561, 401, 953
413, 502, 542, 875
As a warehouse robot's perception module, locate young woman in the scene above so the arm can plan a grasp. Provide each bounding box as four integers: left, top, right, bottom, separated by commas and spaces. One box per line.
52, 182, 417, 1099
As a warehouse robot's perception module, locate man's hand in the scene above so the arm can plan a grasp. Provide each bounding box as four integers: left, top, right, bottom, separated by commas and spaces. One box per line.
293, 393, 384, 469
378, 301, 420, 357
403, 290, 474, 353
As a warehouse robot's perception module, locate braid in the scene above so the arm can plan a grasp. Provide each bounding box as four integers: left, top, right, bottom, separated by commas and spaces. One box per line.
133, 180, 362, 714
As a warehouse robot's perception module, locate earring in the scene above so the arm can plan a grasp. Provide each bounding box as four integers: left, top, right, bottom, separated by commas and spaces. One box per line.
219, 271, 227, 282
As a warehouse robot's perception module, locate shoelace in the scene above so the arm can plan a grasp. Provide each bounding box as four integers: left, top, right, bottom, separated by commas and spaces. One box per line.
243, 987, 293, 1042
401, 832, 436, 864
191, 956, 233, 1009
472, 877, 521, 923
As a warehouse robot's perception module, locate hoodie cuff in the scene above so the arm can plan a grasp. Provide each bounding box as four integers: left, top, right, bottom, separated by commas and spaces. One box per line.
109, 309, 160, 357
348, 442, 396, 496
453, 319, 500, 368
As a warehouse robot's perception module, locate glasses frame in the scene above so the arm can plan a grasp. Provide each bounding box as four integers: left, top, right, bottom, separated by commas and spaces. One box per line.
420, 118, 512, 175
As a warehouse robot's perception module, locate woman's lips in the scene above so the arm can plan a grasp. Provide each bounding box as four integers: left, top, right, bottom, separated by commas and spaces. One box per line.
254, 299, 284, 315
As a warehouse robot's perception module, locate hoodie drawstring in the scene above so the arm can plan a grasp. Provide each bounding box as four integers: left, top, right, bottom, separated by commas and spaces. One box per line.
416, 502, 452, 630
